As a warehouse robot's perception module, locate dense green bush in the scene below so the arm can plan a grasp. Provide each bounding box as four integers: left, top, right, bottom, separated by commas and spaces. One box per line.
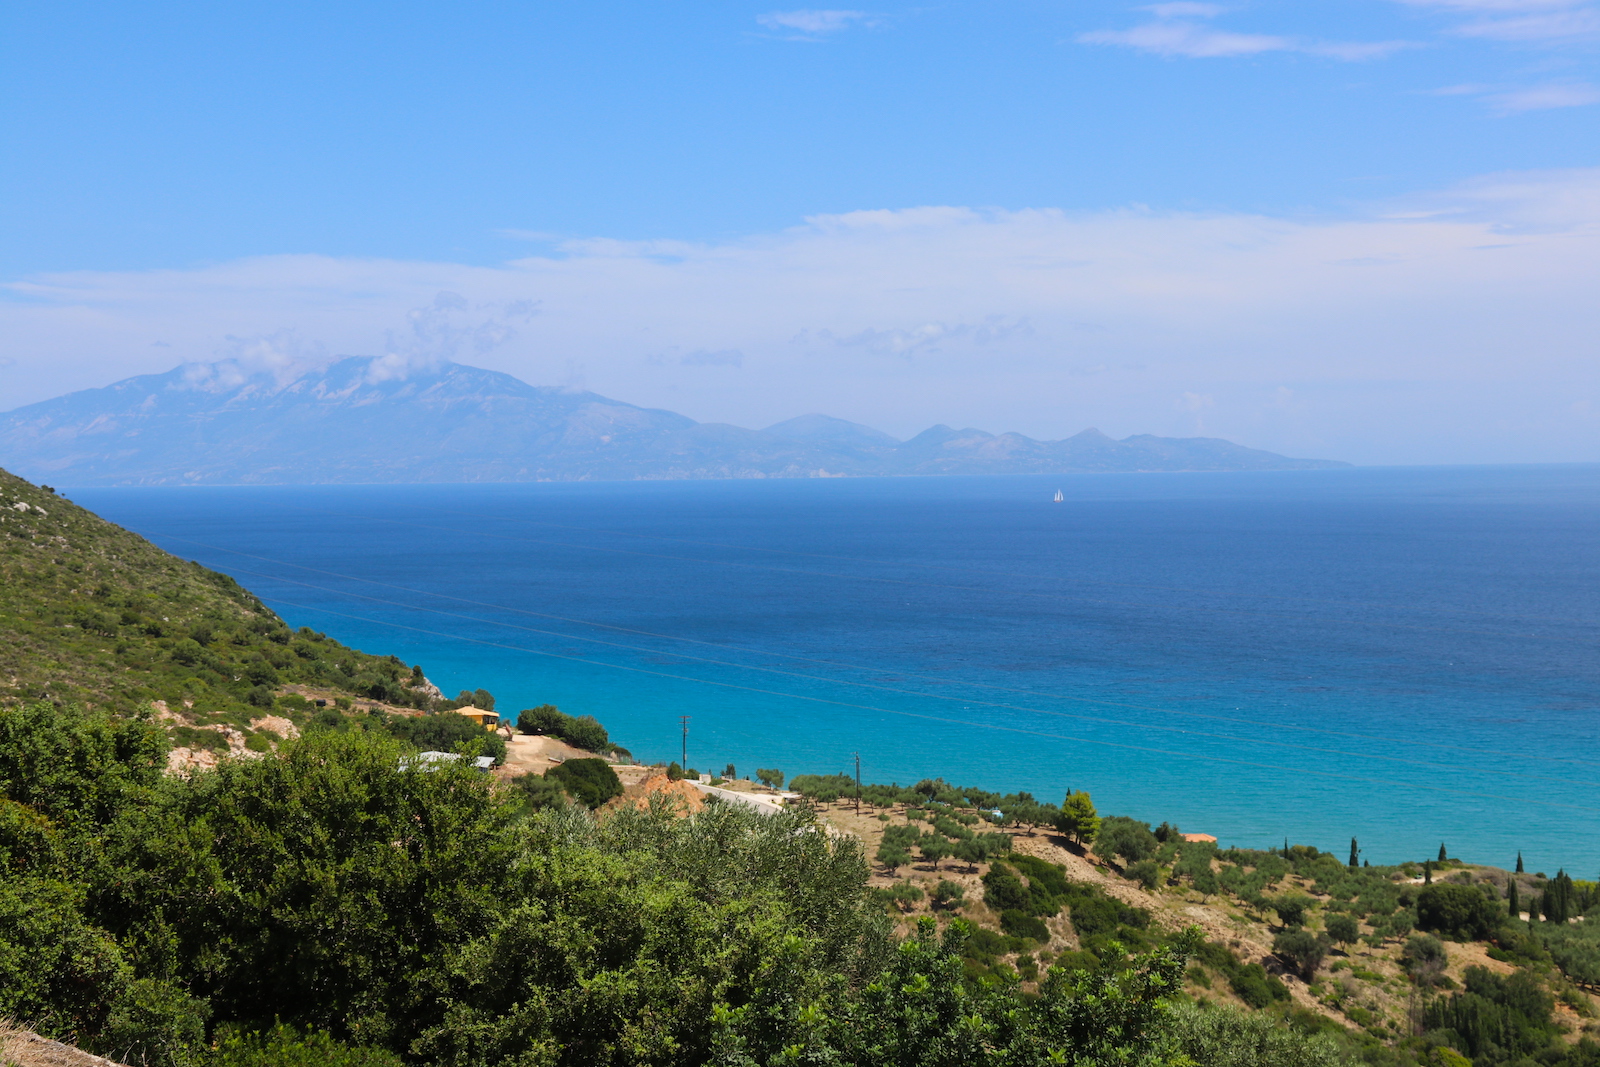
1195, 941, 1290, 1009
1000, 909, 1050, 941
1162, 1002, 1343, 1067
209, 1024, 403, 1067
1418, 883, 1504, 940
1325, 913, 1360, 945
1272, 927, 1331, 980
1097, 815, 1158, 865
544, 757, 623, 808
1423, 965, 1575, 1065
514, 703, 611, 752
384, 710, 506, 764
508, 772, 570, 812
0, 704, 1240, 1067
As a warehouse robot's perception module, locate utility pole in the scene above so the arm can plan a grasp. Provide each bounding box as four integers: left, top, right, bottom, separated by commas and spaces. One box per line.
853, 752, 862, 814
679, 715, 690, 770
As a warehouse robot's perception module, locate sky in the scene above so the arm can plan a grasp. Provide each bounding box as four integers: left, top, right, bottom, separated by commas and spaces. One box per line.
2, 0, 1598, 464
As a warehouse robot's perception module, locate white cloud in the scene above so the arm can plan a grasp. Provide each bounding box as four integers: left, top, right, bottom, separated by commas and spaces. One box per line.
1454, 7, 1600, 38
756, 9, 872, 37
1078, 8, 1407, 60
1486, 80, 1600, 109
678, 348, 745, 367
1396, 0, 1586, 11
1079, 23, 1293, 57
1142, 2, 1226, 16
5, 170, 1600, 465
1395, 0, 1600, 40
1430, 79, 1600, 111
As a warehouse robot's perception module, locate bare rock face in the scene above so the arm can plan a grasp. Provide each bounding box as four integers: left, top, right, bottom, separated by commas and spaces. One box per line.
249, 714, 300, 740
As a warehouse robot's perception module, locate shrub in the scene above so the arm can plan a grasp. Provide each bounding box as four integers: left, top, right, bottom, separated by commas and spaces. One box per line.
210, 1023, 404, 1066
1271, 895, 1312, 928
982, 866, 1033, 913
1000, 910, 1050, 942
387, 712, 506, 765
1417, 883, 1503, 940
517, 704, 565, 734
1272, 927, 1330, 980
545, 758, 623, 809
1231, 963, 1291, 1008
872, 882, 925, 913
931, 879, 966, 910
1164, 1002, 1344, 1067
1127, 860, 1161, 890
1402, 933, 1448, 985
562, 714, 609, 753
509, 773, 569, 812
1325, 913, 1359, 945
1097, 816, 1159, 865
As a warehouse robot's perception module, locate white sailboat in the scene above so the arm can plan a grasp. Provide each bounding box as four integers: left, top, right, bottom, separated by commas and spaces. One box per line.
1053, 489, 1064, 502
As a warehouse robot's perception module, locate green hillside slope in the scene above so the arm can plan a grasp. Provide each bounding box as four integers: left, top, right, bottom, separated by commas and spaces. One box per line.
0, 467, 440, 744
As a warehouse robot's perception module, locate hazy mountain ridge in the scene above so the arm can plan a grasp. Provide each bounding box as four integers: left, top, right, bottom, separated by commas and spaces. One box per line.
0, 357, 1349, 484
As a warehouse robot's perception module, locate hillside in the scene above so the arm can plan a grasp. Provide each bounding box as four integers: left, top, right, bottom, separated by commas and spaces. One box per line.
0, 466, 459, 758
772, 772, 1600, 1066
0, 356, 1349, 484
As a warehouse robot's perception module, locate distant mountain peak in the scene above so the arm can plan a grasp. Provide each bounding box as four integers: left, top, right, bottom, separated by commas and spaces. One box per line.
763, 413, 901, 448
0, 357, 1350, 485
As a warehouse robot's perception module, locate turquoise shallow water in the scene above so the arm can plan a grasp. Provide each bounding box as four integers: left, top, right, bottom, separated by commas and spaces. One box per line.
71, 465, 1600, 874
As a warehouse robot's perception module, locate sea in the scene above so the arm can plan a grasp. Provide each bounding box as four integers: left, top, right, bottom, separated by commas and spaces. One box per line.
70, 465, 1600, 875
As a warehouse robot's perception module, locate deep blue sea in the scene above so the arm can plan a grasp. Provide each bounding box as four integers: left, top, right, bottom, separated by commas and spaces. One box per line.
71, 466, 1600, 874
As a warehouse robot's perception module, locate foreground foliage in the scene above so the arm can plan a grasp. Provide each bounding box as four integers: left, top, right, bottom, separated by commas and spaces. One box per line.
0, 702, 1369, 1067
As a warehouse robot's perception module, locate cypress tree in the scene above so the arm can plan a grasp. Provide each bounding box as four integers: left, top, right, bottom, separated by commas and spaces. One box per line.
1438, 843, 1448, 862
1508, 878, 1520, 919
1516, 851, 1524, 874
1363, 859, 1370, 868
1423, 860, 1432, 885
1349, 837, 1359, 869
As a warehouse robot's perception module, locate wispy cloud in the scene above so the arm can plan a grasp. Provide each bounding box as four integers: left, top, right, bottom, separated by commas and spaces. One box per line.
1487, 81, 1600, 109
1396, 0, 1600, 40
1455, 8, 1600, 39
9, 171, 1600, 463
1432, 78, 1600, 110
1079, 23, 1293, 58
1143, 2, 1226, 16
1396, 0, 1586, 12
756, 9, 875, 39
805, 316, 1033, 356
1078, 8, 1408, 60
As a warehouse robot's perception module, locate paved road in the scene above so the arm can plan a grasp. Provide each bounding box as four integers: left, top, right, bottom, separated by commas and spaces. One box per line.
687, 781, 792, 814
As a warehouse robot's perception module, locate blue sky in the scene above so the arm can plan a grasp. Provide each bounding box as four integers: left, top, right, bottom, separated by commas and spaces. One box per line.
3, 1, 1599, 463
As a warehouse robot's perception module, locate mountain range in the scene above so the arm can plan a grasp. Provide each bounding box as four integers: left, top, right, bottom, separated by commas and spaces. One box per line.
0, 357, 1349, 485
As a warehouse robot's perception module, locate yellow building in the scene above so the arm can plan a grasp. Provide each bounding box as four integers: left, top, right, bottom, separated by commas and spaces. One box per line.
451, 705, 498, 731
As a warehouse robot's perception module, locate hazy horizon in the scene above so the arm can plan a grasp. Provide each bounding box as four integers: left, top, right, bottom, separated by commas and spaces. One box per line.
4, 2, 1597, 466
